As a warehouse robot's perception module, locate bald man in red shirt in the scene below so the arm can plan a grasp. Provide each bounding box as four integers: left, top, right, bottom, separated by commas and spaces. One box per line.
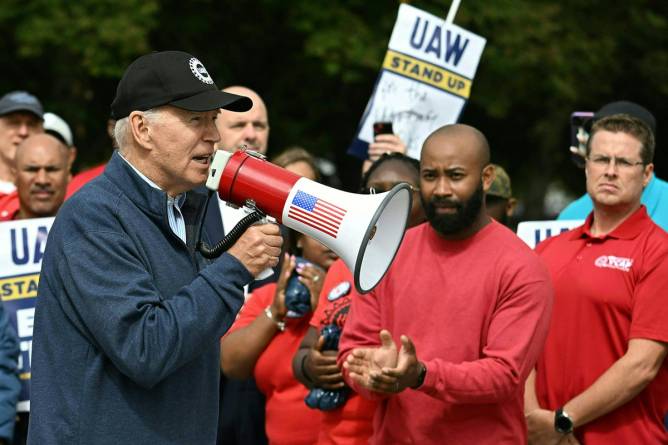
526, 114, 668, 444
339, 124, 553, 444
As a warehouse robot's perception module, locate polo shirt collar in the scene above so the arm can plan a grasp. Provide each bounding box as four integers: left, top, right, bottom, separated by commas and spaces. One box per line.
570, 205, 649, 241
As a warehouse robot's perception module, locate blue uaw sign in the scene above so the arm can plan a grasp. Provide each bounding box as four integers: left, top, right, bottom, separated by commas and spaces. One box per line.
0, 217, 53, 412
349, 4, 486, 159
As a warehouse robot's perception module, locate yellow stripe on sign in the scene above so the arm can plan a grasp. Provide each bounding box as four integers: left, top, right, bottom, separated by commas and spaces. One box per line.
0, 273, 40, 301
382, 50, 472, 99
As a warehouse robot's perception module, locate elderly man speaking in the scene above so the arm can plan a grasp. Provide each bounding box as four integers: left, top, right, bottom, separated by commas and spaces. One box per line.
27, 51, 283, 445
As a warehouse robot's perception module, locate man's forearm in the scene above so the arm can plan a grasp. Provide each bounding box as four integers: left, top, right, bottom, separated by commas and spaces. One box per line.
564, 340, 665, 428
417, 357, 525, 404
292, 348, 314, 388
524, 368, 542, 413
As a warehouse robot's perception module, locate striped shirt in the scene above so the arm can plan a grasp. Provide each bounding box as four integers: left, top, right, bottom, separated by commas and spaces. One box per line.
119, 154, 186, 243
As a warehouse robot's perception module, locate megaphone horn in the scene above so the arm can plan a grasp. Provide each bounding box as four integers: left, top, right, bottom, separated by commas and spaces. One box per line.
206, 150, 412, 294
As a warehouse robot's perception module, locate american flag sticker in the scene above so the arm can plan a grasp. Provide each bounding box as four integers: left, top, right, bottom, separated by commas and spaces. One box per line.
288, 190, 347, 238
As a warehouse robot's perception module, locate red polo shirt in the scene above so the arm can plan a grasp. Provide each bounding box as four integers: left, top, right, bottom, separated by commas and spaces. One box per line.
535, 206, 668, 444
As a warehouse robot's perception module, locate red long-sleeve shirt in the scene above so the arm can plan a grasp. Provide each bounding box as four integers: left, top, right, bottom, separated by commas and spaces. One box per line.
338, 221, 553, 444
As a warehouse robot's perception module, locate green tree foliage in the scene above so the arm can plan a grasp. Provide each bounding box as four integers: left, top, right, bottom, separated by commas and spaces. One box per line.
1, 0, 666, 218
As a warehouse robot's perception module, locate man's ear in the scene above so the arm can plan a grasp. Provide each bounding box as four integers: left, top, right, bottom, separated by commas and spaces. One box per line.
482, 164, 495, 193
506, 198, 518, 218
129, 111, 153, 151
68, 146, 77, 170
642, 163, 654, 188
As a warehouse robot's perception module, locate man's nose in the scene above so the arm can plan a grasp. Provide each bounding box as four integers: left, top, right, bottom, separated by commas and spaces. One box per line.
241, 123, 257, 141
433, 177, 452, 196
34, 169, 51, 185
603, 160, 618, 177
204, 119, 220, 143
17, 122, 30, 137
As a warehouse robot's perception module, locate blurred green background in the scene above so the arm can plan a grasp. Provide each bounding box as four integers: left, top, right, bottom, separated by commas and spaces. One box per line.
2, 0, 666, 219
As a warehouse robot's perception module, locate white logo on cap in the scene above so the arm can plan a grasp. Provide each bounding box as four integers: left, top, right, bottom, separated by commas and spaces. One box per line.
188, 57, 214, 85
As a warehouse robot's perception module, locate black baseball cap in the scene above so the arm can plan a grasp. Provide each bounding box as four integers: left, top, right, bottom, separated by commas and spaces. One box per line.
0, 91, 44, 119
585, 100, 656, 134
110, 51, 252, 119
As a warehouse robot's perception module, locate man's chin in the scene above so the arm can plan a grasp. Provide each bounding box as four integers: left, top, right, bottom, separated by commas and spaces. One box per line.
427, 215, 465, 235
592, 193, 623, 207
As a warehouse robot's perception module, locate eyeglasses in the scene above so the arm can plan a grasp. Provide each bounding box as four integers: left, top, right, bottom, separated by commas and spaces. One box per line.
362, 183, 419, 194
586, 155, 645, 170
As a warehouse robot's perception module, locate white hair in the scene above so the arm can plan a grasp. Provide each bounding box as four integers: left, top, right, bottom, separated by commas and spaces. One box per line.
114, 108, 165, 153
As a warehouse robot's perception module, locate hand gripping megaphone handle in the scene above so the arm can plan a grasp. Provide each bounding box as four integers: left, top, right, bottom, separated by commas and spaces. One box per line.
196, 197, 267, 259
251, 212, 277, 280
196, 197, 276, 279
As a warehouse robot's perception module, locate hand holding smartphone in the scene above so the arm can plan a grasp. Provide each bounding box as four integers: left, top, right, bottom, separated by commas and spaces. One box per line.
373, 122, 394, 137
570, 112, 593, 168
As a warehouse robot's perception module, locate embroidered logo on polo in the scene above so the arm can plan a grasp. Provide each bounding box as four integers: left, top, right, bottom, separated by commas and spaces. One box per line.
188, 57, 214, 85
594, 255, 633, 272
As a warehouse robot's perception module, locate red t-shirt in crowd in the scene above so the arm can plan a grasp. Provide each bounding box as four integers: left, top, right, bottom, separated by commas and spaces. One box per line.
226, 283, 322, 445
309, 258, 377, 445
535, 206, 668, 444
338, 221, 553, 444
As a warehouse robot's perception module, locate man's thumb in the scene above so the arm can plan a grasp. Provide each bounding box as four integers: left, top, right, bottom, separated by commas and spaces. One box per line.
400, 335, 416, 356
315, 335, 325, 351
379, 330, 395, 349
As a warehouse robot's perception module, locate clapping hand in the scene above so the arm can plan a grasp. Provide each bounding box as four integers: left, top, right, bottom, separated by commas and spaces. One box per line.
343, 330, 399, 393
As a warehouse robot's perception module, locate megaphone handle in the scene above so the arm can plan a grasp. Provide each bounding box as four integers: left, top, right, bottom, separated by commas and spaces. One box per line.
196, 195, 267, 259
255, 268, 274, 280
252, 215, 276, 281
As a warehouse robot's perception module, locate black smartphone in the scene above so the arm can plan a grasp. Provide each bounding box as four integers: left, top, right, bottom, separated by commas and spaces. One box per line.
570, 111, 593, 168
373, 122, 393, 137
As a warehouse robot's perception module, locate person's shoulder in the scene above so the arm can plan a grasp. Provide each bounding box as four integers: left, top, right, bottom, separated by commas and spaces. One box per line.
558, 193, 592, 220
640, 218, 668, 255
486, 222, 552, 275
64, 172, 119, 210
54, 172, 124, 236
486, 221, 536, 254
534, 226, 575, 255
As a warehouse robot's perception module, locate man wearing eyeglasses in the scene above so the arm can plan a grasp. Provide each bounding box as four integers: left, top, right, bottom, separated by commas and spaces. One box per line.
558, 101, 668, 231
525, 114, 668, 444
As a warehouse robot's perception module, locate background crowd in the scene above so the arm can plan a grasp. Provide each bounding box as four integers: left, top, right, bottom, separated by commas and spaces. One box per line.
0, 2, 666, 445
1, 0, 667, 220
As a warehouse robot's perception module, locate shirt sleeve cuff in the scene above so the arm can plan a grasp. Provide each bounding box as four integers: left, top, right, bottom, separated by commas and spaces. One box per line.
417, 360, 439, 395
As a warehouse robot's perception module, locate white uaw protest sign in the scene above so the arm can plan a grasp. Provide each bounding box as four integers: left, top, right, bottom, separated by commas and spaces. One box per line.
0, 217, 54, 412
516, 220, 584, 249
348, 3, 486, 159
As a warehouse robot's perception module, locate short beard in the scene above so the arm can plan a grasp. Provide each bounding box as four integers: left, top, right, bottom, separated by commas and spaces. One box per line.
422, 182, 484, 235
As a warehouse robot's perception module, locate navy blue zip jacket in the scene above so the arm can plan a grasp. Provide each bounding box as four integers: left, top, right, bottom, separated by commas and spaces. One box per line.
28, 152, 252, 444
